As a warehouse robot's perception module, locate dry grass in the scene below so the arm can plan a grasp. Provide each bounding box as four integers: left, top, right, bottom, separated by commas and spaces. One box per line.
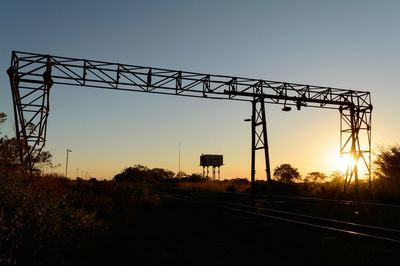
0, 174, 159, 265
178, 179, 250, 193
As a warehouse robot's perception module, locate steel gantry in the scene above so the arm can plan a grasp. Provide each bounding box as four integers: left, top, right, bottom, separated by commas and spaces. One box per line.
7, 51, 372, 189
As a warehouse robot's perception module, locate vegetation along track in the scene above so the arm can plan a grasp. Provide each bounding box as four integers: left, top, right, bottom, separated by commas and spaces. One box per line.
154, 189, 400, 244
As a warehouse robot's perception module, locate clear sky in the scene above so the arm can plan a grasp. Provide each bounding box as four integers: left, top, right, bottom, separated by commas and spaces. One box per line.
0, 0, 399, 180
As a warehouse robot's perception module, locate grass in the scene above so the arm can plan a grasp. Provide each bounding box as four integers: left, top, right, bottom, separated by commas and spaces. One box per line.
176, 177, 400, 203
0, 174, 158, 265
1, 171, 399, 265
178, 179, 250, 193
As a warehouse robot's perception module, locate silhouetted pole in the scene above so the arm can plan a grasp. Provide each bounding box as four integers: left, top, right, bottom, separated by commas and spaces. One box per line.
65, 149, 71, 178
248, 99, 272, 191
261, 100, 272, 183
251, 103, 256, 190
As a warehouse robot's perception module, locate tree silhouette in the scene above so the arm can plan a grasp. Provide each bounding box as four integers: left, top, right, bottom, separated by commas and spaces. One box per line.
114, 165, 150, 182
0, 112, 7, 134
374, 145, 400, 184
273, 164, 300, 183
176, 171, 188, 179
329, 171, 344, 184
184, 173, 204, 182
0, 137, 54, 174
113, 165, 175, 182
304, 172, 327, 183
26, 122, 36, 135
151, 168, 175, 179
0, 112, 6, 124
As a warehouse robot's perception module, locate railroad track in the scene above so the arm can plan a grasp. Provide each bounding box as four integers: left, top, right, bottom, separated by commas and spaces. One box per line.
236, 191, 400, 210
151, 184, 400, 210
155, 190, 400, 244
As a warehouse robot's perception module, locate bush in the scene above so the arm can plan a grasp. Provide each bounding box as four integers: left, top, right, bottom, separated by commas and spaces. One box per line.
374, 145, 400, 185
113, 165, 175, 183
273, 164, 301, 183
0, 174, 105, 264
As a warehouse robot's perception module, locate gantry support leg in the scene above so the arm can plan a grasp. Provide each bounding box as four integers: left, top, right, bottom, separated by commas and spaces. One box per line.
7, 53, 53, 174
340, 104, 372, 193
251, 97, 272, 190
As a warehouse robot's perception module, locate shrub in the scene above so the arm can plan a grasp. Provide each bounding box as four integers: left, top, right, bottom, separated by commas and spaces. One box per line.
113, 165, 175, 183
0, 174, 105, 264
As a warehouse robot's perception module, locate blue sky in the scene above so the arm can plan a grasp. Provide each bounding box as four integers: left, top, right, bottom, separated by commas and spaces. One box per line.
1, 0, 399, 179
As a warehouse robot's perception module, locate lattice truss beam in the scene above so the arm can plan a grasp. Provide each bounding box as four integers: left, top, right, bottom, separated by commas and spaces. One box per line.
7, 51, 372, 184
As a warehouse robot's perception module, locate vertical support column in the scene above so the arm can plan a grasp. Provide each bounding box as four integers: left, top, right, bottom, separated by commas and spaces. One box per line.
351, 107, 360, 193
7, 52, 25, 168
251, 100, 256, 189
340, 104, 372, 193
342, 105, 358, 192
7, 53, 53, 174
251, 97, 272, 190
260, 98, 272, 183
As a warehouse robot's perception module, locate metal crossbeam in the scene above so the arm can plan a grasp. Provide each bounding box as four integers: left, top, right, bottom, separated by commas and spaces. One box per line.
7, 51, 372, 189
10, 52, 371, 108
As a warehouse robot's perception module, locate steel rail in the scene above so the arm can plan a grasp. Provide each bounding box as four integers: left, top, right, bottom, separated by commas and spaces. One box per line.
156, 190, 400, 244
156, 185, 400, 210
224, 190, 400, 210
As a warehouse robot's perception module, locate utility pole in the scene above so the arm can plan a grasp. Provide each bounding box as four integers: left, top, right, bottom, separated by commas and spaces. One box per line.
65, 149, 71, 178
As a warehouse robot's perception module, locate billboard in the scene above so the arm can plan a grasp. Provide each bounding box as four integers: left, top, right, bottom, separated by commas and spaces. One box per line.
200, 154, 223, 167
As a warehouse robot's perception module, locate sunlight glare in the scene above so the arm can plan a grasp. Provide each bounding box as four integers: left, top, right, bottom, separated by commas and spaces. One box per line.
337, 153, 368, 180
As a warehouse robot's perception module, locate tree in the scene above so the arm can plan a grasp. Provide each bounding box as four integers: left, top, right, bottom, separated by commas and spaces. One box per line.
0, 112, 7, 134
114, 165, 150, 182
304, 172, 327, 183
184, 173, 204, 182
176, 171, 189, 179
26, 121, 36, 135
113, 165, 175, 182
0, 136, 54, 174
273, 163, 300, 183
0, 137, 21, 171
150, 168, 175, 179
0, 112, 54, 175
329, 171, 345, 184
374, 145, 400, 184
0, 112, 6, 124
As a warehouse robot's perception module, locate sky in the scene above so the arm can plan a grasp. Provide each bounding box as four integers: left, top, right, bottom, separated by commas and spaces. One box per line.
0, 0, 399, 180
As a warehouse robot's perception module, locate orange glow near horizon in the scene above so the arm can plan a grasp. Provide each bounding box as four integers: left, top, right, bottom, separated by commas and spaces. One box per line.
336, 153, 369, 180
321, 146, 369, 180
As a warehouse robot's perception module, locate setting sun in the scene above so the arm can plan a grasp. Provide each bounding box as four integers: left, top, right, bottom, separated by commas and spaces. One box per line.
325, 149, 369, 180
339, 154, 355, 172
335, 153, 369, 180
